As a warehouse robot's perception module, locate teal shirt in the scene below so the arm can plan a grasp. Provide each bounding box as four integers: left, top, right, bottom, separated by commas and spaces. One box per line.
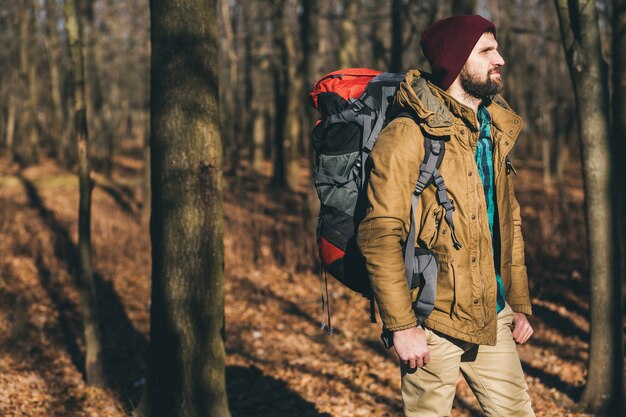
476, 105, 506, 313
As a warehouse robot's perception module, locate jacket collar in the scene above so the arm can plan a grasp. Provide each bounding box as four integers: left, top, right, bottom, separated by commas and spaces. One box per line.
395, 69, 524, 142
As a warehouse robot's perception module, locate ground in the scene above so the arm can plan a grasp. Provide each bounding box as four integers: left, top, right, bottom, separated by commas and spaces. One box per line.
0, 154, 620, 416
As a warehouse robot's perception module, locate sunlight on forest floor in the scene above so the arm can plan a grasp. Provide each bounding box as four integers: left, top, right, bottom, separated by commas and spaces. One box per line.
0, 154, 621, 416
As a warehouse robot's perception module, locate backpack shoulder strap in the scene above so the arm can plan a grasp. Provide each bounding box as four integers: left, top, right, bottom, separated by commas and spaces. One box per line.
396, 112, 462, 324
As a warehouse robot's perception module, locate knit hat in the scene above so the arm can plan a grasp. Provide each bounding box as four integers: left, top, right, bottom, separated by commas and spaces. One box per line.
420, 15, 496, 90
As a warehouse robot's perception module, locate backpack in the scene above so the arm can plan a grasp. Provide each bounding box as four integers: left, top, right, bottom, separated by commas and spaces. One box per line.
308, 68, 462, 334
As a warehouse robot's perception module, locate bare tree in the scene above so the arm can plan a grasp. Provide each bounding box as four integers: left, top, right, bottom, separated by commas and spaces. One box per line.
554, 0, 624, 414
19, 0, 40, 165
64, 0, 105, 387
338, 0, 358, 67
44, 0, 69, 165
614, 0, 626, 284
451, 0, 476, 14
143, 0, 231, 415
219, 0, 239, 174
390, 0, 403, 72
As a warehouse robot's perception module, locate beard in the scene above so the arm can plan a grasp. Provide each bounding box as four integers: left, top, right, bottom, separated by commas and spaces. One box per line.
459, 65, 504, 99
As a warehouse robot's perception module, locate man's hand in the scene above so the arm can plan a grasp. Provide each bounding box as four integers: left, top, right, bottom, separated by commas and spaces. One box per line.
393, 327, 429, 368
512, 312, 533, 344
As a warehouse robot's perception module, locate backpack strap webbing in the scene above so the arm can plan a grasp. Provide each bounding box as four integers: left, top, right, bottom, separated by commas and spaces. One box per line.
396, 115, 462, 325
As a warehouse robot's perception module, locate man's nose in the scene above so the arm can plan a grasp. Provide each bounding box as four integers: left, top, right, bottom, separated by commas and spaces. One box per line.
494, 52, 505, 66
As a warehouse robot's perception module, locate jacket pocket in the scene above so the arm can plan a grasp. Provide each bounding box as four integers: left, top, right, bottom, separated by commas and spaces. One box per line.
434, 257, 456, 317
428, 207, 443, 248
417, 204, 441, 249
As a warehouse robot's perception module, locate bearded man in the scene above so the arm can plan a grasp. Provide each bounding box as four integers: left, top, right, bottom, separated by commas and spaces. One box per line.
357, 15, 535, 416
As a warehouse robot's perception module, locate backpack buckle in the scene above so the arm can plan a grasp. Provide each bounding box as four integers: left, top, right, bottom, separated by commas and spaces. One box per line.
350, 98, 365, 112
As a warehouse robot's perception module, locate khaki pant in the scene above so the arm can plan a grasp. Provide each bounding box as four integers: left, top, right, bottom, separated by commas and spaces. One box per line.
401, 304, 534, 417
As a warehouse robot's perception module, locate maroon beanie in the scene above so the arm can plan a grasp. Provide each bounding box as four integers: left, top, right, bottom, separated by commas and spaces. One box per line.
420, 15, 496, 90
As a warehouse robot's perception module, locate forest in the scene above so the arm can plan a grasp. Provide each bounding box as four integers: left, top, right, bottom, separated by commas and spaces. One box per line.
0, 0, 624, 416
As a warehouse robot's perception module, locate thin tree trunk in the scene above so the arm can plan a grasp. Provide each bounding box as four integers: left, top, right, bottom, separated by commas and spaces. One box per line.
300, 0, 320, 155
243, 1, 255, 166
81, 0, 106, 173
451, 0, 476, 15
555, 106, 572, 228
142, 111, 151, 225
45, 0, 67, 165
301, 0, 322, 267
219, 0, 239, 175
271, 0, 287, 187
613, 0, 626, 312
26, 1, 39, 164
6, 97, 16, 164
338, 0, 358, 68
64, 0, 105, 387
19, 0, 39, 165
245, 1, 266, 173
554, 1, 624, 414
390, 0, 403, 72
283, 10, 301, 191
144, 0, 231, 415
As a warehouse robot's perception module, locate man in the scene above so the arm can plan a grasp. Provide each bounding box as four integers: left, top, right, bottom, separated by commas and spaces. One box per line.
357, 15, 534, 416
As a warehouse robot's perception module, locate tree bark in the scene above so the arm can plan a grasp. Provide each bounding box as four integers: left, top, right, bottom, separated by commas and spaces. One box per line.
219, 0, 239, 175
145, 0, 231, 415
283, 7, 301, 191
613, 0, 626, 313
554, 1, 624, 414
64, 0, 105, 387
246, 1, 269, 173
338, 0, 358, 68
300, 0, 320, 151
6, 96, 16, 164
81, 0, 108, 174
19, 0, 40, 165
271, 0, 287, 187
45, 0, 68, 165
390, 0, 403, 72
451, 0, 476, 15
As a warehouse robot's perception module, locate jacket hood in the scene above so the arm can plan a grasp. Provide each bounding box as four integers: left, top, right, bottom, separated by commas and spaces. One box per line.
393, 70, 455, 137
393, 70, 522, 138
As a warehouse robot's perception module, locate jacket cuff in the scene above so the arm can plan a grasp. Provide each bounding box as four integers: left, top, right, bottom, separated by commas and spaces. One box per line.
386, 319, 418, 332
510, 304, 533, 316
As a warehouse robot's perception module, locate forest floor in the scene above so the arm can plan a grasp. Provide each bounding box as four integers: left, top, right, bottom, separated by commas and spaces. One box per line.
0, 152, 622, 416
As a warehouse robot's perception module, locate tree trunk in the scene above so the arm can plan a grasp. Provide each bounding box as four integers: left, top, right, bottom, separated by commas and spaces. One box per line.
142, 111, 151, 225
45, 0, 68, 165
6, 97, 16, 164
18, 0, 40, 165
271, 0, 287, 187
301, 0, 322, 267
144, 0, 231, 415
451, 0, 476, 15
390, 0, 403, 72
81, 0, 107, 174
247, 2, 268, 173
283, 8, 301, 191
338, 0, 358, 68
300, 0, 320, 153
613, 0, 626, 318
219, 0, 239, 175
64, 0, 105, 387
554, 1, 624, 414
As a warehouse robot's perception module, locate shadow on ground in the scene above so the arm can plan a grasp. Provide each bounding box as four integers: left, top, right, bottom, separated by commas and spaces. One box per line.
227, 365, 332, 417
18, 175, 148, 406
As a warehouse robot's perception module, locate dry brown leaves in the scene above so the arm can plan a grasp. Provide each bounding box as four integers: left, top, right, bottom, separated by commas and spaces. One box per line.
0, 155, 619, 416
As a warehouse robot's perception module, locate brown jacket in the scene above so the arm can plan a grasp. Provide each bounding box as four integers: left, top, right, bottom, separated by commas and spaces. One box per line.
357, 70, 532, 345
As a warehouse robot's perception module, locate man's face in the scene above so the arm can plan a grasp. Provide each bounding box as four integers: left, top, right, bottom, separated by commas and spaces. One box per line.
459, 32, 505, 99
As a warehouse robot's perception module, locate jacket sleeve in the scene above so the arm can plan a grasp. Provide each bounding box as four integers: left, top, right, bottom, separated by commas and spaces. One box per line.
357, 119, 424, 331
507, 176, 533, 315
